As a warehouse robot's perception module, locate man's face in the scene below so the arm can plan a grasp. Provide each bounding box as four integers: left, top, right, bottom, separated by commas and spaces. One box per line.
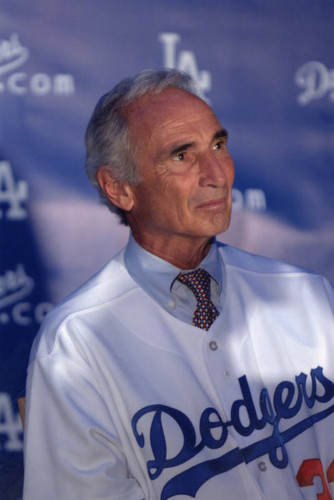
124, 87, 235, 255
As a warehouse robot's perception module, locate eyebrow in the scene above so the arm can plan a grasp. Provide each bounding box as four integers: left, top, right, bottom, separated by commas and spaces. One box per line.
170, 128, 229, 156
170, 142, 194, 156
214, 128, 228, 141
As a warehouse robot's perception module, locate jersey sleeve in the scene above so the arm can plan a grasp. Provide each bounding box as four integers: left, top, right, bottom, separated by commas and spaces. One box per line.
23, 329, 145, 500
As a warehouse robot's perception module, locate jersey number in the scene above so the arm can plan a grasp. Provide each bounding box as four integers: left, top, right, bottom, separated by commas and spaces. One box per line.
297, 459, 334, 500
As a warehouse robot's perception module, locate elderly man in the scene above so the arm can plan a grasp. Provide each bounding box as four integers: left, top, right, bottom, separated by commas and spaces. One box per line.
23, 69, 334, 500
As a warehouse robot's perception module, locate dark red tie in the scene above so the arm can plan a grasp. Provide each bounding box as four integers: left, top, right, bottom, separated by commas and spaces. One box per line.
177, 268, 219, 331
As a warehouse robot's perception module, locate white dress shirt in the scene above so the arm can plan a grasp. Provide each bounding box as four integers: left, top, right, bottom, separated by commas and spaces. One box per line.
124, 234, 223, 325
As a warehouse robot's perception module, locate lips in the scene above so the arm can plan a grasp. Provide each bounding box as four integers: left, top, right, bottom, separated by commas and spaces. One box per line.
196, 197, 228, 210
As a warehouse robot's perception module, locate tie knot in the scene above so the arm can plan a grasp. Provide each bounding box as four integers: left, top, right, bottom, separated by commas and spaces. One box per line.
177, 268, 211, 303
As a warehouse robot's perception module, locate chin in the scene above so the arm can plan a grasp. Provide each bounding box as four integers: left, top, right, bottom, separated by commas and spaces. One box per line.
203, 215, 231, 237
189, 225, 228, 240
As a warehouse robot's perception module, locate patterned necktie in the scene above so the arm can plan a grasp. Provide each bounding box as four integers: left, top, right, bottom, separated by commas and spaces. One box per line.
177, 268, 219, 331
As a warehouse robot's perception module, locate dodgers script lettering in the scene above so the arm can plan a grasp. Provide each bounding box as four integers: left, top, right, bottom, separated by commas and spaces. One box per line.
132, 367, 334, 499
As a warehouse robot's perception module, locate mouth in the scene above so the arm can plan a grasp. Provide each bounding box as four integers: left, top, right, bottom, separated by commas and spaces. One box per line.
196, 197, 228, 210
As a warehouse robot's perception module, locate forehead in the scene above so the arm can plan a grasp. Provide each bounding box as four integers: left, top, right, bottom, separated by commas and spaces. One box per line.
124, 87, 220, 146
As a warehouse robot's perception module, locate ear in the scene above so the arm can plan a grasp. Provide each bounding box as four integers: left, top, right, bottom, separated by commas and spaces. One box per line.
96, 166, 134, 211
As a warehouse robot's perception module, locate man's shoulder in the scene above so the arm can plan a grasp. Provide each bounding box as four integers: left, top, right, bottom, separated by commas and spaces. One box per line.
32, 248, 135, 356
216, 243, 334, 308
216, 242, 315, 277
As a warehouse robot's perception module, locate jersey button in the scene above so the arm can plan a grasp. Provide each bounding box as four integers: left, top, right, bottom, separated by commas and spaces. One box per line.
209, 341, 218, 351
258, 461, 267, 472
168, 299, 175, 308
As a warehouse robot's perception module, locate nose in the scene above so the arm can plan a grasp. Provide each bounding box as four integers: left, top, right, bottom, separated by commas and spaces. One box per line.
198, 150, 234, 188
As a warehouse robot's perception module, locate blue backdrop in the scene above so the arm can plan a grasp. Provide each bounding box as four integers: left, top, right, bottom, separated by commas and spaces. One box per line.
1, 1, 333, 498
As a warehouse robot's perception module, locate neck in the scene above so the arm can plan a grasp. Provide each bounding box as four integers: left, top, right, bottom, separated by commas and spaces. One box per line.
131, 231, 213, 269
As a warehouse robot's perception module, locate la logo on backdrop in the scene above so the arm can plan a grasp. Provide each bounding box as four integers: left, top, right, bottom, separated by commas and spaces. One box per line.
0, 161, 28, 221
159, 32, 212, 102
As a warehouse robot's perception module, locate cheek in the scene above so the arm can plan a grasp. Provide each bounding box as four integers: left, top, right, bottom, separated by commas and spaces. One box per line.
222, 162, 235, 190
140, 172, 196, 217
228, 158, 235, 184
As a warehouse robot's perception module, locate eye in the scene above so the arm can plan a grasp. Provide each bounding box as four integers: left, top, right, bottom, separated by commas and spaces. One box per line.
214, 139, 226, 150
174, 151, 186, 161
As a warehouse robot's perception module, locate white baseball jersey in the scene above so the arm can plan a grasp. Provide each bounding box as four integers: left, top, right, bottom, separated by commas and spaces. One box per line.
23, 244, 334, 500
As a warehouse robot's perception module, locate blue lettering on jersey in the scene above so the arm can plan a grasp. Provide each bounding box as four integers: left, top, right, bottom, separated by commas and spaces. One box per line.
131, 366, 334, 499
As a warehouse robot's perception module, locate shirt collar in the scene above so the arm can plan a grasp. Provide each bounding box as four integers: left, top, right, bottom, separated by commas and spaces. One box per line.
124, 234, 223, 305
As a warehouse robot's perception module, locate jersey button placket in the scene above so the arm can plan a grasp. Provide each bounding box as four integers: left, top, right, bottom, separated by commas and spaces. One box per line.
209, 340, 218, 351
258, 461, 267, 472
206, 338, 231, 423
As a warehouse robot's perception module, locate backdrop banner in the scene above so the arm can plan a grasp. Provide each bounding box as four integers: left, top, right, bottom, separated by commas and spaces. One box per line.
1, 1, 333, 498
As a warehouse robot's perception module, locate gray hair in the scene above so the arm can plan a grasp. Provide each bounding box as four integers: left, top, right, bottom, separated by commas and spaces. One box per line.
84, 68, 200, 225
